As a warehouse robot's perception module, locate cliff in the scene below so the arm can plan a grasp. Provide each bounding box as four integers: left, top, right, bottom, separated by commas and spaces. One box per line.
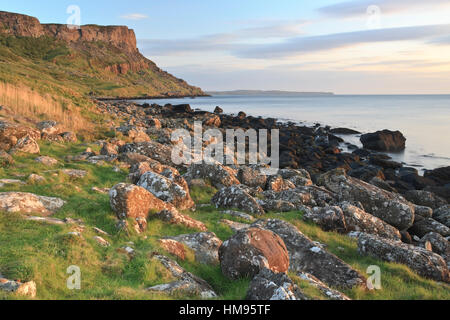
0, 11, 204, 97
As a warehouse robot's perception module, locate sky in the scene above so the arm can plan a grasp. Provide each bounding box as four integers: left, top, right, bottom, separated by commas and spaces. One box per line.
1, 0, 450, 94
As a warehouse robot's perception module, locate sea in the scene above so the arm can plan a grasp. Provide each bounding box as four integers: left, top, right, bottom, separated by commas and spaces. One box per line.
131, 94, 450, 172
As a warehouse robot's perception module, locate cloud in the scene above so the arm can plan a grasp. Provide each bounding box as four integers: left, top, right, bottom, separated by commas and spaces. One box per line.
138, 20, 307, 56
121, 13, 148, 20
234, 24, 450, 59
318, 0, 450, 18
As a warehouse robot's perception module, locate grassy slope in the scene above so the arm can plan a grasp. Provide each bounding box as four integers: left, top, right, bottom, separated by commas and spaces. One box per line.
0, 35, 203, 100
0, 141, 449, 300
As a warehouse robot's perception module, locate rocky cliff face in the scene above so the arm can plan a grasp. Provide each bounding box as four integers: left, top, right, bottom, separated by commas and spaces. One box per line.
0, 11, 137, 52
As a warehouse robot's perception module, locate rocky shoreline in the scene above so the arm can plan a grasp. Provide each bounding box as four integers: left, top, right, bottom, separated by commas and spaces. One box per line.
0, 99, 449, 299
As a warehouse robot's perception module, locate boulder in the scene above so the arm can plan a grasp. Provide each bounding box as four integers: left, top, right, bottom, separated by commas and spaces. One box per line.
0, 192, 65, 216
408, 218, 450, 238
163, 232, 222, 265
109, 183, 175, 220
340, 202, 401, 240
100, 142, 118, 156
424, 166, 450, 186
0, 150, 13, 166
37, 121, 60, 135
318, 169, 415, 230
147, 255, 217, 299
128, 159, 166, 183
219, 227, 289, 280
297, 272, 351, 300
360, 130, 406, 152
137, 170, 195, 210
421, 232, 450, 267
10, 135, 40, 154
212, 185, 265, 215
119, 141, 174, 167
246, 268, 307, 301
0, 277, 36, 298
0, 121, 40, 151
278, 168, 313, 187
251, 219, 366, 289
358, 233, 449, 283
220, 219, 250, 233
35, 156, 58, 166
60, 131, 77, 142
156, 210, 207, 231
303, 206, 347, 233
61, 169, 87, 179
266, 175, 296, 192
237, 166, 267, 189
259, 199, 297, 213
214, 106, 223, 114
159, 239, 187, 260
434, 205, 450, 228
404, 190, 447, 210
184, 162, 240, 189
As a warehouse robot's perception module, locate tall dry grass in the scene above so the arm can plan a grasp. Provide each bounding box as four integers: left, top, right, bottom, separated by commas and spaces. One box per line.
0, 82, 90, 132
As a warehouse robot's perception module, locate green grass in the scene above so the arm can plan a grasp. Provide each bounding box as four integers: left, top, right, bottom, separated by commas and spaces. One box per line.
0, 141, 449, 300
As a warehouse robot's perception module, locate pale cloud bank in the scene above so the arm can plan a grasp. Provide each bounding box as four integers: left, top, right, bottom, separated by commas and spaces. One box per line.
121, 13, 148, 20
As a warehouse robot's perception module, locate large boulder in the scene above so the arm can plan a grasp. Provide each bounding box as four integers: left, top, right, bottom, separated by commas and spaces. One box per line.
278, 168, 313, 187
156, 210, 207, 231
303, 206, 347, 233
297, 272, 351, 300
0, 277, 36, 298
318, 169, 415, 230
184, 162, 240, 189
137, 170, 195, 210
404, 190, 447, 210
408, 218, 450, 238
37, 121, 61, 135
0, 121, 40, 151
119, 141, 174, 167
246, 268, 307, 301
358, 233, 449, 283
237, 166, 267, 189
252, 219, 366, 289
0, 192, 65, 216
219, 227, 289, 280
421, 232, 450, 268
109, 183, 175, 220
212, 185, 265, 215
434, 205, 450, 228
266, 175, 296, 192
360, 130, 406, 152
10, 135, 40, 154
162, 232, 222, 265
147, 255, 217, 299
424, 166, 450, 186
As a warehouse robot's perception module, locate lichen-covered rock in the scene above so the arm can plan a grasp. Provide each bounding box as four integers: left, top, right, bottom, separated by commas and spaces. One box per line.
35, 156, 58, 166
119, 141, 174, 167
303, 206, 347, 233
318, 169, 415, 230
258, 199, 297, 213
109, 183, 175, 220
421, 232, 450, 268
408, 218, 450, 238
61, 169, 88, 180
100, 142, 118, 156
0, 121, 40, 151
262, 189, 313, 209
237, 166, 267, 188
434, 205, 450, 228
251, 219, 366, 289
358, 233, 449, 283
137, 170, 195, 210
60, 131, 77, 142
297, 272, 351, 300
220, 219, 250, 233
147, 255, 217, 299
278, 168, 313, 187
184, 162, 240, 189
37, 120, 60, 135
159, 239, 187, 260
10, 135, 40, 154
0, 150, 13, 166
212, 185, 265, 215
0, 277, 36, 298
128, 159, 165, 183
156, 210, 207, 231
0, 192, 65, 216
219, 227, 289, 280
247, 268, 307, 301
266, 175, 296, 192
164, 232, 222, 265
404, 190, 447, 209
340, 202, 401, 240
413, 205, 433, 221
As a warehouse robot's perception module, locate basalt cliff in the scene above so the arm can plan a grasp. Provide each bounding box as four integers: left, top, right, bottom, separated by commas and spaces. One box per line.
0, 11, 204, 98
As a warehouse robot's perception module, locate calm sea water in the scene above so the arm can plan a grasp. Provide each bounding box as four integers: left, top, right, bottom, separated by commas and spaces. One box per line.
132, 95, 450, 171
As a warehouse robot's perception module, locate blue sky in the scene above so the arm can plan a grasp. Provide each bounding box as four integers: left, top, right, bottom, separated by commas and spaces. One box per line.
1, 0, 450, 93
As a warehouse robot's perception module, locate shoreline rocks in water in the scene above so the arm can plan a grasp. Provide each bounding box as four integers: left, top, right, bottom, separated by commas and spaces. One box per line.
360, 130, 406, 152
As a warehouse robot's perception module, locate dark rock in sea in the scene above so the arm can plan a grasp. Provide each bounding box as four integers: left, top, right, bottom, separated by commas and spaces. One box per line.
237, 111, 247, 120
330, 128, 361, 135
172, 104, 193, 113
424, 166, 450, 186
352, 148, 371, 158
214, 106, 223, 114
360, 130, 406, 152
369, 154, 403, 169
